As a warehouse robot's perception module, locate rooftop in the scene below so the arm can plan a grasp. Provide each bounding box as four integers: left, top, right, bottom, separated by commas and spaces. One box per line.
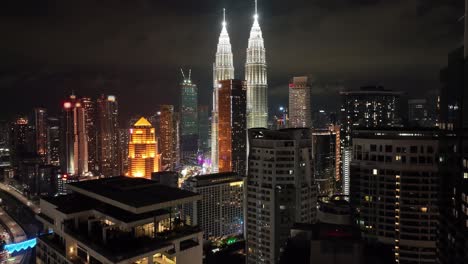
188, 172, 242, 187
66, 176, 201, 213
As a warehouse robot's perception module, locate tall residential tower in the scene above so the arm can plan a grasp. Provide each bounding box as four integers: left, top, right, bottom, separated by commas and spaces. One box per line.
212, 9, 234, 173
246, 0, 268, 128
180, 69, 198, 163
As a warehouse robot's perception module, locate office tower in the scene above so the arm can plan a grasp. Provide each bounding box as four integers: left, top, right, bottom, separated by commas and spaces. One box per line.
81, 97, 97, 173
289, 76, 311, 128
32, 108, 48, 162
437, 3, 468, 261
212, 9, 235, 173
182, 172, 243, 241
408, 99, 435, 127
218, 79, 247, 176
180, 69, 199, 163
0, 120, 8, 149
312, 128, 338, 196
96, 95, 119, 177
9, 117, 30, 168
246, 1, 268, 129
351, 129, 440, 263
159, 105, 175, 171
151, 171, 179, 188
47, 117, 61, 166
36, 177, 203, 264
246, 128, 317, 264
340, 86, 402, 148
60, 95, 89, 176
128, 117, 160, 179
117, 128, 130, 176
198, 105, 210, 155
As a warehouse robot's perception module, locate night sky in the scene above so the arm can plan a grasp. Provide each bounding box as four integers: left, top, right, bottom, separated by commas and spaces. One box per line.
0, 0, 464, 124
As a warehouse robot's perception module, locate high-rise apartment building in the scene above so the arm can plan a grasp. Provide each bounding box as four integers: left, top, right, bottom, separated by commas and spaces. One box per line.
128, 117, 160, 179
117, 128, 130, 176
408, 99, 429, 127
81, 97, 97, 173
246, 2, 268, 129
180, 70, 198, 163
212, 10, 235, 173
218, 79, 247, 176
245, 128, 317, 264
159, 105, 175, 171
312, 128, 339, 196
36, 177, 203, 264
9, 116, 30, 168
182, 172, 243, 241
96, 95, 119, 177
351, 129, 440, 263
437, 2, 468, 261
60, 95, 88, 176
289, 76, 311, 128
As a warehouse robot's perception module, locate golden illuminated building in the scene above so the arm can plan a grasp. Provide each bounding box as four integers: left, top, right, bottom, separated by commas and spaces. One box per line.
128, 117, 160, 178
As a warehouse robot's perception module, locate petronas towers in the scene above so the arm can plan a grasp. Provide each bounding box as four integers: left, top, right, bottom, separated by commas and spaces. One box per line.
211, 1, 268, 172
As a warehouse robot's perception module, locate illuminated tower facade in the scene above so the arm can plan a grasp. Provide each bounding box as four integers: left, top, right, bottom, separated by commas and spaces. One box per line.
81, 97, 97, 172
218, 79, 247, 176
33, 108, 48, 162
180, 69, 198, 162
212, 9, 235, 172
128, 117, 160, 179
61, 95, 88, 176
96, 95, 119, 177
289, 76, 312, 128
246, 1, 268, 128
159, 105, 175, 171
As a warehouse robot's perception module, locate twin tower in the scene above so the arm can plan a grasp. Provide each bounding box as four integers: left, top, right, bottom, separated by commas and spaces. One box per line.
211, 1, 268, 172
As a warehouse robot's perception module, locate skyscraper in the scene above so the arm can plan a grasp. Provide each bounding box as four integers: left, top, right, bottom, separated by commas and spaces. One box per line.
81, 97, 97, 173
218, 79, 247, 176
9, 116, 30, 168
32, 108, 48, 162
246, 0, 268, 129
96, 95, 119, 177
128, 117, 160, 179
212, 9, 235, 173
288, 76, 311, 128
351, 129, 440, 263
159, 105, 175, 171
245, 128, 317, 264
60, 95, 88, 176
47, 117, 60, 166
180, 69, 198, 162
198, 105, 210, 155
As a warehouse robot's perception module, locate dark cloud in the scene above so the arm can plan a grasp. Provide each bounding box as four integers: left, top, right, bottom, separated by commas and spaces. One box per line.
0, 0, 464, 122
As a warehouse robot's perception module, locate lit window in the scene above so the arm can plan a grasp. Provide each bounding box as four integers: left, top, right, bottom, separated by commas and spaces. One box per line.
464, 172, 468, 179
395, 155, 401, 161
420, 207, 428, 213
373, 169, 378, 175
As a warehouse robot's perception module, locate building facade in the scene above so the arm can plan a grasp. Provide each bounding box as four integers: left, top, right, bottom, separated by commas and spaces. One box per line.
60, 95, 88, 176
159, 105, 175, 171
96, 95, 119, 177
33, 108, 48, 162
81, 97, 97, 173
245, 128, 317, 264
182, 172, 243, 241
212, 10, 235, 173
218, 79, 247, 176
180, 70, 198, 163
350, 129, 440, 263
288, 76, 311, 128
128, 117, 160, 179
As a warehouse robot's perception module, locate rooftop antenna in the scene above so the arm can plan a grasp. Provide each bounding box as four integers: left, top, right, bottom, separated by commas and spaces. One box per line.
180, 68, 186, 80
223, 8, 226, 25
254, 0, 258, 19
188, 69, 192, 82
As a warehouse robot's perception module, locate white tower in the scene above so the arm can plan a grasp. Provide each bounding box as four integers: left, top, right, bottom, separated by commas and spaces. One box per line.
211, 9, 235, 172
246, 0, 268, 128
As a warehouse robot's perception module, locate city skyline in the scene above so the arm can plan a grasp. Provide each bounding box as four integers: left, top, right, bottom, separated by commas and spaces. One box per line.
0, 0, 463, 121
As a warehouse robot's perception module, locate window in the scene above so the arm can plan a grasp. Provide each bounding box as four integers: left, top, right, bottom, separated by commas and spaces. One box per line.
373, 169, 378, 175
464, 172, 468, 179
395, 155, 401, 161
385, 145, 393, 152
370, 145, 377, 152
410, 146, 418, 153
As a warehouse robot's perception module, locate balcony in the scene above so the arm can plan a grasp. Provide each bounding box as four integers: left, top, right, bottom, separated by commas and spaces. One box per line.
64, 220, 200, 262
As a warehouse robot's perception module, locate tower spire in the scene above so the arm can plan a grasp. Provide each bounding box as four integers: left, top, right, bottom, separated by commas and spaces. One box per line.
255, 0, 258, 17
223, 8, 226, 26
